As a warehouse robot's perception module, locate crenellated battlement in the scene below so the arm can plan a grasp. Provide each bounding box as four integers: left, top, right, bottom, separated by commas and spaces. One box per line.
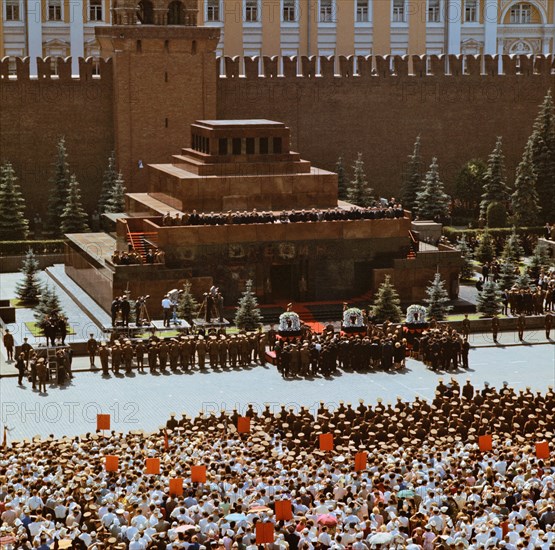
217, 54, 555, 79
0, 56, 113, 82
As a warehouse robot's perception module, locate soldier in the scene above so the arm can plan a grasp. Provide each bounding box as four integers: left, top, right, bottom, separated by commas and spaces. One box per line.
36, 357, 48, 393
461, 338, 470, 370
491, 315, 500, 343
111, 342, 122, 374
179, 337, 190, 371
461, 314, 470, 339
147, 342, 158, 372
86, 334, 98, 368
169, 339, 180, 371
300, 343, 310, 376
196, 336, 207, 369
135, 340, 145, 372
239, 335, 250, 367
120, 296, 131, 327
99, 342, 110, 375
123, 341, 134, 373
218, 336, 228, 369
208, 336, 219, 369
266, 325, 277, 351
517, 314, 526, 341
3, 328, 14, 361
257, 333, 267, 365
545, 311, 553, 339
158, 340, 169, 371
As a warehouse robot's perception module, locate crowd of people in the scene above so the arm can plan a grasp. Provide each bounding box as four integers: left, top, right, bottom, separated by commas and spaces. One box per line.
0, 381, 553, 549
161, 204, 406, 228
274, 325, 469, 378
111, 248, 165, 266
38, 313, 70, 347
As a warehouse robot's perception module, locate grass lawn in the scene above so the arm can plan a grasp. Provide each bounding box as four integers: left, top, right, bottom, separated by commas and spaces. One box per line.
24, 322, 76, 337
10, 298, 33, 308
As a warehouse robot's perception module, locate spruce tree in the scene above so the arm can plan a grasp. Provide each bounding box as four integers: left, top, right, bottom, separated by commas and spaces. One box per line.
414, 158, 451, 222
501, 227, 524, 264
474, 229, 495, 264
401, 135, 423, 212
346, 153, 374, 207
335, 156, 347, 201
423, 273, 453, 321
480, 137, 510, 218
454, 159, 487, 219
476, 280, 502, 317
47, 136, 71, 235
527, 90, 555, 222
511, 141, 541, 227
234, 280, 262, 330
498, 260, 517, 291
371, 275, 402, 323
514, 271, 533, 290
15, 249, 42, 304
98, 151, 118, 214
529, 241, 550, 280
60, 175, 90, 234
34, 286, 65, 326
104, 172, 127, 213
456, 236, 475, 280
0, 162, 29, 240
486, 202, 507, 228
177, 281, 200, 324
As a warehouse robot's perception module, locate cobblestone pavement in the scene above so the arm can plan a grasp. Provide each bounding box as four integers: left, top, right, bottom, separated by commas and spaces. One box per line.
0, 344, 553, 442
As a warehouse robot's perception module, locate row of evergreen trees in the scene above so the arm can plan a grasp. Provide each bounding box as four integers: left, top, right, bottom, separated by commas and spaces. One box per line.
0, 139, 127, 240
399, 90, 554, 226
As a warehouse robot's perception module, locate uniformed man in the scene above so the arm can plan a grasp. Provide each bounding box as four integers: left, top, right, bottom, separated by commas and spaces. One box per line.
3, 329, 14, 362
545, 312, 553, 339
517, 313, 525, 341
135, 340, 145, 372
99, 342, 110, 375
461, 314, 470, 339
86, 334, 98, 368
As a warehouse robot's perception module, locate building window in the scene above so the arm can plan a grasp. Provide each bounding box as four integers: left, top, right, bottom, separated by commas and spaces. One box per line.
207, 0, 220, 21
282, 0, 296, 21
428, 0, 440, 22
356, 0, 369, 21
246, 138, 255, 154
47, 0, 62, 21
5, 0, 20, 21
320, 0, 334, 22
260, 138, 268, 154
232, 138, 241, 155
89, 0, 103, 21
510, 3, 531, 23
245, 0, 259, 22
392, 0, 405, 22
464, 0, 477, 21
273, 138, 282, 154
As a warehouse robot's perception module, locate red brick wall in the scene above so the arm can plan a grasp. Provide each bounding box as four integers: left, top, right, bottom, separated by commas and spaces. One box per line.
217, 54, 555, 199
0, 58, 114, 218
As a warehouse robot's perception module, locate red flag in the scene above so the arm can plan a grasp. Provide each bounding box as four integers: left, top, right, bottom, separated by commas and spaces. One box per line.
2, 426, 7, 448
164, 429, 169, 451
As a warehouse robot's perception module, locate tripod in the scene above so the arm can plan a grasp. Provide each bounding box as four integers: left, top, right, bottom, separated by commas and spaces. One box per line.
136, 300, 151, 328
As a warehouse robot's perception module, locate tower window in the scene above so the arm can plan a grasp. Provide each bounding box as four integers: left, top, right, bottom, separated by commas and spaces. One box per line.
428, 0, 441, 22
246, 138, 255, 155
283, 0, 296, 21
245, 0, 259, 22
6, 0, 20, 21
356, 0, 369, 22
89, 0, 103, 21
464, 0, 477, 22
219, 139, 228, 155
392, 0, 405, 22
232, 138, 241, 155
510, 3, 532, 23
48, 0, 62, 21
320, 0, 334, 22
273, 138, 282, 154
207, 0, 221, 21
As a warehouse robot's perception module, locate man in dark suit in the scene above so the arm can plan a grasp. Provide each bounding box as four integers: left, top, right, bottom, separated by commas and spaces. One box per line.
120, 296, 131, 327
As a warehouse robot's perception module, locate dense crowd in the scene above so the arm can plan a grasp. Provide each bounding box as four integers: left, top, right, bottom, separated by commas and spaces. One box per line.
0, 382, 553, 549
111, 249, 165, 266
161, 204, 406, 227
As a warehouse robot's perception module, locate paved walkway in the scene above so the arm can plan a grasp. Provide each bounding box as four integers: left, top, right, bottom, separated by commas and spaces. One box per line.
0, 344, 553, 442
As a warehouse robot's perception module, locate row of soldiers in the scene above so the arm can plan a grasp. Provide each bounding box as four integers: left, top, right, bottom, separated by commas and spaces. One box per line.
415, 329, 470, 371
87, 332, 268, 373
502, 286, 555, 316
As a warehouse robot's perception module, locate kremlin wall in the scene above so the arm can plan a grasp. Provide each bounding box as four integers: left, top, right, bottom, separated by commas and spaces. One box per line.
0, 51, 554, 216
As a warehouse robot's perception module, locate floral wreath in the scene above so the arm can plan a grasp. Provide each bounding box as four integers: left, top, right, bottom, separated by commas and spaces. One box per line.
405, 304, 427, 324
342, 307, 364, 328
279, 311, 301, 332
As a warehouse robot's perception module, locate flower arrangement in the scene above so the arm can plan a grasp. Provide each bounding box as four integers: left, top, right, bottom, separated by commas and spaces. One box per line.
342, 307, 365, 328
278, 311, 301, 332
405, 304, 427, 325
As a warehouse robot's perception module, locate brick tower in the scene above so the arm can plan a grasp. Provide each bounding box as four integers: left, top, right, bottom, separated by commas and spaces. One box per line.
96, 1, 220, 192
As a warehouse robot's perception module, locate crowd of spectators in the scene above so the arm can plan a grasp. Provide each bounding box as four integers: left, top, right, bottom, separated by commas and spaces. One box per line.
161, 204, 405, 228
111, 249, 165, 266
0, 382, 554, 549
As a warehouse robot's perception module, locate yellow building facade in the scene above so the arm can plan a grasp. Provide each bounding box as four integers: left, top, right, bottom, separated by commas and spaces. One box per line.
1, 0, 554, 75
